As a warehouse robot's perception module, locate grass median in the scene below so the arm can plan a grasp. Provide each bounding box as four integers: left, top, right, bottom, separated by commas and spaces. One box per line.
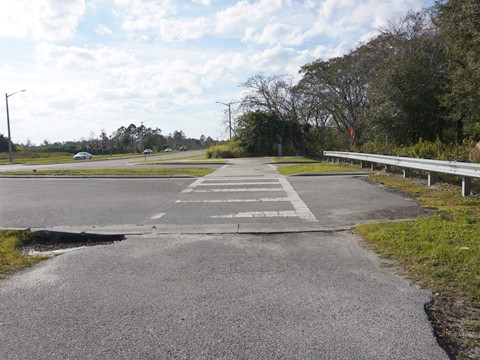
273, 156, 319, 163
356, 173, 480, 358
277, 161, 368, 175
0, 168, 216, 177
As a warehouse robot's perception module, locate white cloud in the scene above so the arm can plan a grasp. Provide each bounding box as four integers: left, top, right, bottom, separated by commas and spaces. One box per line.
35, 43, 136, 70
193, 0, 214, 5
96, 24, 113, 35
0, 0, 85, 40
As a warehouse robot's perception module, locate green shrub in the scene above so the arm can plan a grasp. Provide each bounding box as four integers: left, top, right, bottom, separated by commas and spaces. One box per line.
205, 141, 247, 159
358, 139, 475, 161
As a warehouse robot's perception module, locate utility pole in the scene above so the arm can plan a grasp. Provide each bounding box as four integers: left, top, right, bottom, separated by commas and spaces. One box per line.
5, 90, 26, 163
216, 101, 237, 140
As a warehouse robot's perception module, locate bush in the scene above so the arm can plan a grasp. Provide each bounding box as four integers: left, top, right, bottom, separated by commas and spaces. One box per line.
205, 141, 247, 159
358, 139, 475, 161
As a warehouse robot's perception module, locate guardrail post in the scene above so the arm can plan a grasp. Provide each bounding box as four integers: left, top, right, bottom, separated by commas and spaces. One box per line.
360, 161, 366, 168
371, 163, 377, 171
403, 168, 411, 178
428, 172, 438, 186
462, 177, 471, 196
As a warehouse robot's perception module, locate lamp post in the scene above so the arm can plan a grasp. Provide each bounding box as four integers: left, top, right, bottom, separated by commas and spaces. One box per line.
5, 90, 26, 163
216, 101, 237, 140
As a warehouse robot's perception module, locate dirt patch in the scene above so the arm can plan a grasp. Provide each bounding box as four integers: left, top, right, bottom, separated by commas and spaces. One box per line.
426, 296, 480, 360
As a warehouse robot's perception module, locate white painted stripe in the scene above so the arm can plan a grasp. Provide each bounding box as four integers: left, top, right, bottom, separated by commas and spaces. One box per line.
175, 197, 290, 203
191, 188, 283, 193
197, 182, 279, 186
203, 177, 277, 181
181, 177, 205, 193
150, 213, 165, 219
212, 211, 298, 219
277, 176, 318, 222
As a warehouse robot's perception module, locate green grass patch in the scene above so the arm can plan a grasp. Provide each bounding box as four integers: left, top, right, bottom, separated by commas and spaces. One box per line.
0, 230, 47, 277
1, 168, 215, 177
357, 174, 480, 356
357, 174, 480, 303
278, 161, 367, 175
273, 157, 319, 163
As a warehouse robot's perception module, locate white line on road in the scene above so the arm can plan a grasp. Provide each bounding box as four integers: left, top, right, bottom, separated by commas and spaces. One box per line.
202, 177, 277, 181
212, 211, 298, 218
196, 182, 279, 186
175, 197, 290, 203
189, 188, 283, 192
277, 177, 318, 222
150, 213, 165, 219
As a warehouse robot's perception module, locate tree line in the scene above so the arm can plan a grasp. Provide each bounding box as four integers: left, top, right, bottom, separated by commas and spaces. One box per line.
4, 125, 217, 155
234, 1, 480, 158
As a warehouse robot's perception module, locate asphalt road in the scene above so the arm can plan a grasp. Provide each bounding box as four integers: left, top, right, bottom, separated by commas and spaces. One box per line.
0, 158, 448, 359
0, 149, 205, 172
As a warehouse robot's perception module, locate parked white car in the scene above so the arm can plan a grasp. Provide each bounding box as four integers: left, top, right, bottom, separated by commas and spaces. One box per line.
143, 149, 153, 154
164, 148, 172, 152
73, 152, 92, 160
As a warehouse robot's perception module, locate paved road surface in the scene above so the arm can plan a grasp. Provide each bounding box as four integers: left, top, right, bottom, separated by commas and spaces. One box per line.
0, 149, 205, 172
0, 158, 448, 359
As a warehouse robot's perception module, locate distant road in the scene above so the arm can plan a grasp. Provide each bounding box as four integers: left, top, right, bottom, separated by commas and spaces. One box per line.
0, 149, 204, 172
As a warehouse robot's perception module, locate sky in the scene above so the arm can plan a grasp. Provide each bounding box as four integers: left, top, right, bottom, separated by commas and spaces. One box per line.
0, 0, 435, 145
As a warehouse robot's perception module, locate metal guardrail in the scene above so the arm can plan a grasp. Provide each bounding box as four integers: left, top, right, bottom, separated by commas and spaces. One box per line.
324, 151, 480, 196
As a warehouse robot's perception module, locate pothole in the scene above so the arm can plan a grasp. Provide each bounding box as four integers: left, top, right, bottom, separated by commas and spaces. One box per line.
22, 230, 125, 255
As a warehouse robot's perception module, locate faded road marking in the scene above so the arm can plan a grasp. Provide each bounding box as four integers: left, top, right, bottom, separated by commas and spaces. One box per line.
175, 197, 290, 203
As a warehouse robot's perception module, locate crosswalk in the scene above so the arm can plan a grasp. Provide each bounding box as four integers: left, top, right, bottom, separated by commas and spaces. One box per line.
153, 175, 318, 224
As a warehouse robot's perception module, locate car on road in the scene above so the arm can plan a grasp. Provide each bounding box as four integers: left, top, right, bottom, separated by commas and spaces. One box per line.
143, 149, 153, 155
164, 148, 172, 152
179, 146, 187, 151
73, 152, 92, 160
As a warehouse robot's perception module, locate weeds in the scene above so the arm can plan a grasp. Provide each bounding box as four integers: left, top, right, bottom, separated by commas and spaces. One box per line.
357, 174, 480, 358
0, 230, 47, 277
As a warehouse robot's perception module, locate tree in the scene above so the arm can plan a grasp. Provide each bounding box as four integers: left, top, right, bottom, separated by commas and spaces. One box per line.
236, 110, 301, 156
240, 74, 301, 124
0, 134, 9, 152
437, 0, 480, 141
299, 48, 372, 146
364, 10, 449, 145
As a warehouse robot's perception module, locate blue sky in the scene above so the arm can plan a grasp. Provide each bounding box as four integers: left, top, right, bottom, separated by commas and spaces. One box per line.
1, 0, 435, 144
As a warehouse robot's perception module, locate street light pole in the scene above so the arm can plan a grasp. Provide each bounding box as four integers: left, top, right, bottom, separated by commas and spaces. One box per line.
216, 101, 237, 140
5, 90, 26, 163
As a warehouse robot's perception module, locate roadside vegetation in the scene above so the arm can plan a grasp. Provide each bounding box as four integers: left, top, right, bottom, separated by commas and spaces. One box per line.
205, 141, 246, 158
0, 168, 215, 177
273, 157, 318, 163
277, 162, 367, 175
356, 173, 480, 359
0, 230, 47, 278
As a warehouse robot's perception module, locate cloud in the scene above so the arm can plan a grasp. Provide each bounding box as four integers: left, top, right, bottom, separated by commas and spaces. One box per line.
96, 24, 113, 35
35, 43, 137, 69
0, 0, 85, 40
